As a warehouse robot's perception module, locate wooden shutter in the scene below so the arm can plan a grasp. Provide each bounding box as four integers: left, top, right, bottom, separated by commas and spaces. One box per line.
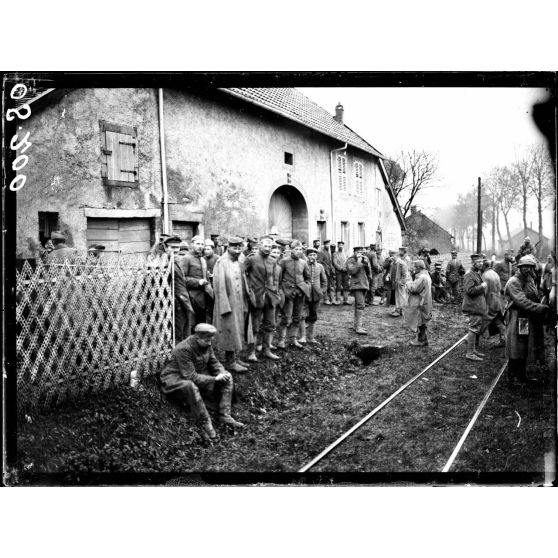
337, 155, 347, 193
100, 121, 138, 187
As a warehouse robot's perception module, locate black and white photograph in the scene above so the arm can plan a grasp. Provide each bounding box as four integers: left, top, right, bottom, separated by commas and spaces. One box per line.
3, 72, 556, 488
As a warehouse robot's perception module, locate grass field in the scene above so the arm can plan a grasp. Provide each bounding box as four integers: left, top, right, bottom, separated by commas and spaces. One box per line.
12, 298, 556, 484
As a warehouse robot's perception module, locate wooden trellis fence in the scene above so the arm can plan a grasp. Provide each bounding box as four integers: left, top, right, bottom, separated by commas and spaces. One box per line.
15, 253, 174, 410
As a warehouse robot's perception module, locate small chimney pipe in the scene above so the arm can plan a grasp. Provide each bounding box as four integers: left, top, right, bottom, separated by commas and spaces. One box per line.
334, 102, 344, 124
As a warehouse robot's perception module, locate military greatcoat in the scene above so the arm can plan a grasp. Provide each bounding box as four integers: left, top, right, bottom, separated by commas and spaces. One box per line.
404, 269, 432, 332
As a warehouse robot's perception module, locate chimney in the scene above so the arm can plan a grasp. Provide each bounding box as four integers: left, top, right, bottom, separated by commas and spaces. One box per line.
411, 205, 418, 214
334, 102, 344, 124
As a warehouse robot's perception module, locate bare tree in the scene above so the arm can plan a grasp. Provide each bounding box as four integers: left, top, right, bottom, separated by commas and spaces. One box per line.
529, 143, 554, 256
513, 148, 533, 236
385, 149, 439, 218
491, 166, 521, 248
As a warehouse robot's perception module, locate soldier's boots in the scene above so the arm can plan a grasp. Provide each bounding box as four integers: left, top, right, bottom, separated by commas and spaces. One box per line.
298, 321, 307, 344
290, 337, 305, 349
225, 352, 248, 373
255, 333, 263, 353
306, 322, 319, 344
246, 343, 259, 362
474, 335, 485, 358
276, 327, 287, 349
354, 309, 368, 335
465, 332, 483, 360
343, 292, 351, 305
219, 415, 245, 428
199, 418, 217, 441
262, 332, 280, 360
324, 299, 332, 305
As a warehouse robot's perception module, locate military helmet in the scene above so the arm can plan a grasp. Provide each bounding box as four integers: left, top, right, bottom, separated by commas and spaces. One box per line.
518, 255, 537, 267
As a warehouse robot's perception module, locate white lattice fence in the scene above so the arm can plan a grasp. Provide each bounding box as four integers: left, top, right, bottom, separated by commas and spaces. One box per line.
16, 254, 174, 410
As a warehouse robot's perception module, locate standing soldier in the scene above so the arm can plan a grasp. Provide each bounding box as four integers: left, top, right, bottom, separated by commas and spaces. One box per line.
493, 250, 517, 293
376, 247, 387, 305
382, 249, 397, 309
347, 246, 371, 335
159, 323, 244, 441
150, 233, 170, 256
244, 236, 282, 361
317, 239, 336, 305
181, 235, 215, 331
515, 236, 534, 262
462, 254, 488, 361
165, 235, 193, 344
481, 256, 506, 347
391, 247, 409, 317
404, 260, 433, 346
278, 240, 311, 348
504, 255, 548, 385
304, 247, 328, 344
333, 240, 350, 305
365, 243, 381, 305
446, 250, 466, 304
213, 236, 251, 373
210, 234, 223, 256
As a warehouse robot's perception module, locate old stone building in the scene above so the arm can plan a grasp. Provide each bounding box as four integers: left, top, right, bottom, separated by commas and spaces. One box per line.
404, 205, 454, 254
16, 87, 405, 258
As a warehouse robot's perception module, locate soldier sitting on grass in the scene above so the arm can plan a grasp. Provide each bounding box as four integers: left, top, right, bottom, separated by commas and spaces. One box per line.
159, 323, 244, 442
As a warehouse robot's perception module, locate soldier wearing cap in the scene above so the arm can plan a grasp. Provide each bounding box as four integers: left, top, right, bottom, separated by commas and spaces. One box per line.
160, 323, 244, 441
333, 241, 350, 305
316, 239, 336, 305
178, 241, 189, 256
303, 247, 328, 343
180, 235, 215, 331
210, 234, 223, 256
204, 239, 218, 277
243, 236, 282, 361
87, 244, 105, 259
390, 247, 409, 317
150, 233, 171, 257
44, 231, 77, 263
347, 246, 371, 334
503, 255, 548, 385
382, 249, 397, 309
240, 237, 258, 264
404, 260, 433, 346
364, 243, 381, 306
493, 250, 517, 294
213, 236, 252, 373
164, 235, 194, 344
462, 253, 489, 361
278, 240, 311, 348
446, 250, 466, 303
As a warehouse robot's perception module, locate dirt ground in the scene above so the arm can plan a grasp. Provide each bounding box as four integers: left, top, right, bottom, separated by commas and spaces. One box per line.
12, 297, 556, 484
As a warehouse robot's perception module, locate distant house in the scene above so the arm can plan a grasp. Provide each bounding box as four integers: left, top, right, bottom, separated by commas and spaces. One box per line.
15, 87, 406, 259
499, 227, 552, 256
404, 206, 454, 254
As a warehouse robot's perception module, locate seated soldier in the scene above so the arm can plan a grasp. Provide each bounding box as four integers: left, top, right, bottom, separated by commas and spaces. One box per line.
431, 262, 449, 303
159, 323, 244, 441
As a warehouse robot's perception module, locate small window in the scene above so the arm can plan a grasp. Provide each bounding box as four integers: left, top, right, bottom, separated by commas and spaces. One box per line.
354, 161, 364, 196
358, 222, 365, 246
38, 211, 59, 245
337, 155, 347, 193
100, 121, 139, 187
340, 221, 350, 247
284, 152, 293, 165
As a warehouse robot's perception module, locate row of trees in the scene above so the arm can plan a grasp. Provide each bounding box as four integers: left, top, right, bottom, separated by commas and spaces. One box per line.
450, 143, 554, 254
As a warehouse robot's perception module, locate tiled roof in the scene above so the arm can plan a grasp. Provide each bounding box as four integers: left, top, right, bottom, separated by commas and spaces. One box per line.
222, 88, 385, 159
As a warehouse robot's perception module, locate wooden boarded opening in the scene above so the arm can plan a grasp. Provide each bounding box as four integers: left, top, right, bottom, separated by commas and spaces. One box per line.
86, 218, 154, 254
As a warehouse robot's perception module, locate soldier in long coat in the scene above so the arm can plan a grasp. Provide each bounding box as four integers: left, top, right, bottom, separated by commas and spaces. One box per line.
317, 239, 336, 305
481, 257, 506, 346
180, 235, 214, 331
382, 249, 397, 308
446, 250, 466, 303
365, 243, 381, 305
404, 260, 432, 346
347, 246, 371, 335
213, 236, 252, 373
391, 247, 409, 317
278, 240, 311, 348
243, 236, 282, 361
160, 323, 244, 441
504, 255, 548, 385
304, 247, 328, 343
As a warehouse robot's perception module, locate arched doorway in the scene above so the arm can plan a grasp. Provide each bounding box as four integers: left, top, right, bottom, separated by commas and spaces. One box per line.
268, 185, 308, 243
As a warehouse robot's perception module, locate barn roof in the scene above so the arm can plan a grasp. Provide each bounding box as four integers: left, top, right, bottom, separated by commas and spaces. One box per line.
222, 88, 385, 158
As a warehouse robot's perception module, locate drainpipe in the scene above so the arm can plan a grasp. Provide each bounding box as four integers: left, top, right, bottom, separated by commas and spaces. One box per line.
158, 88, 170, 234
329, 143, 347, 243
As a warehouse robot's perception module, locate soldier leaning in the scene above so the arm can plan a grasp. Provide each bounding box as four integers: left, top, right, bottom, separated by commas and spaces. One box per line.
446, 250, 466, 303
159, 323, 244, 441
304, 247, 328, 344
347, 246, 371, 335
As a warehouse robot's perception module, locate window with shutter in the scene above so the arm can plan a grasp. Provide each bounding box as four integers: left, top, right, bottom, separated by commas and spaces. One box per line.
337, 154, 347, 193
100, 121, 139, 187
354, 161, 364, 196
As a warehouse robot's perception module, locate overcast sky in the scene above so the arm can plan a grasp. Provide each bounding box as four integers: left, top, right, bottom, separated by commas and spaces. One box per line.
300, 87, 554, 235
